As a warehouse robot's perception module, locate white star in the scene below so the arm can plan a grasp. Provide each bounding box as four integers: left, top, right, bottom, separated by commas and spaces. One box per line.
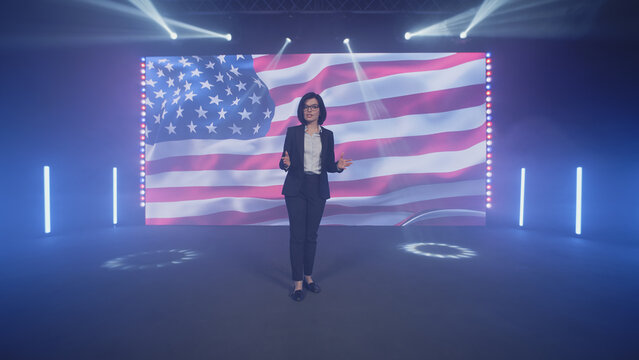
226, 73, 233, 80
206, 122, 217, 134
153, 114, 161, 123
187, 121, 197, 133
235, 81, 246, 91
173, 87, 181, 96
166, 78, 175, 87
229, 123, 241, 134
253, 77, 264, 88
164, 62, 174, 71
225, 86, 232, 95
145, 98, 155, 108
158, 59, 168, 63
146, 127, 152, 136
176, 106, 184, 118
161, 99, 167, 108
236, 55, 245, 60
215, 72, 224, 82
200, 80, 213, 90
218, 108, 227, 119
238, 108, 252, 120
253, 123, 261, 134
263, 108, 272, 119
229, 65, 241, 76
146, 79, 157, 87
161, 108, 167, 119
249, 93, 261, 104
191, 68, 202, 77
208, 95, 222, 105
217, 55, 226, 63
184, 91, 196, 101
195, 106, 208, 118
178, 72, 185, 81
184, 81, 192, 91
205, 61, 215, 69
178, 57, 192, 67
193, 55, 202, 62
165, 122, 176, 134
147, 61, 154, 70
154, 89, 166, 98
231, 97, 240, 106
156, 69, 165, 77
171, 96, 180, 105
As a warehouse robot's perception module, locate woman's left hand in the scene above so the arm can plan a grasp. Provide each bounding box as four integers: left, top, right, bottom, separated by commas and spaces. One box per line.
337, 152, 353, 170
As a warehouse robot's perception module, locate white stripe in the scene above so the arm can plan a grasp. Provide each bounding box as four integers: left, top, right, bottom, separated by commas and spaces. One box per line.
146, 141, 485, 188
256, 53, 456, 88
145, 179, 485, 219
270, 59, 486, 122
146, 105, 485, 160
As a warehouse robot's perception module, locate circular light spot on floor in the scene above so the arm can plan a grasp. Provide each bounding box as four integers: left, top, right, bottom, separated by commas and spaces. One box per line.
402, 242, 476, 259
102, 249, 200, 270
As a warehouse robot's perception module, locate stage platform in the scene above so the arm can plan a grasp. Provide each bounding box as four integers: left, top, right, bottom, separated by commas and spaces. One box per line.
2, 225, 638, 359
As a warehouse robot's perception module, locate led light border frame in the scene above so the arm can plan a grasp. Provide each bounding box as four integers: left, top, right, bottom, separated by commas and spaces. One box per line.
139, 57, 147, 208
485, 52, 493, 209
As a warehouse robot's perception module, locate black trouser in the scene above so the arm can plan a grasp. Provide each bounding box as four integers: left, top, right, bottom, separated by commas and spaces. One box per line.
285, 174, 327, 281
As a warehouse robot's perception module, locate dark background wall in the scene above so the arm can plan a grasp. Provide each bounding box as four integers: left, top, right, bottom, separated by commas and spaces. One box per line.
1, 1, 637, 240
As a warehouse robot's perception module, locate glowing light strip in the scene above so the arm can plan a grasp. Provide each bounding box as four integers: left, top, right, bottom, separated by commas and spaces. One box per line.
44, 166, 51, 234
140, 57, 146, 208
485, 52, 492, 209
575, 167, 582, 235
519, 168, 525, 227
113, 167, 118, 225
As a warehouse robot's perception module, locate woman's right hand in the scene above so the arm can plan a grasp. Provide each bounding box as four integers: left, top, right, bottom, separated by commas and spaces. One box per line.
282, 150, 290, 168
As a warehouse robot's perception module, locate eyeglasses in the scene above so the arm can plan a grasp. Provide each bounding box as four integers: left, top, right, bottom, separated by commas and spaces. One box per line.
303, 104, 320, 112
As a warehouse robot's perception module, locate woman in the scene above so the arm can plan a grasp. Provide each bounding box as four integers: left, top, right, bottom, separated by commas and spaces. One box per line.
279, 92, 352, 302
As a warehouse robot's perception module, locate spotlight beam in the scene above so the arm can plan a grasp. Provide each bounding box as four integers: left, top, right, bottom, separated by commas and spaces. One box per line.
81, 0, 230, 40
128, 0, 176, 39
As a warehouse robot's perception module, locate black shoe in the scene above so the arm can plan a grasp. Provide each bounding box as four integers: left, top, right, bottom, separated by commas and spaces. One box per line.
290, 289, 304, 302
303, 281, 321, 293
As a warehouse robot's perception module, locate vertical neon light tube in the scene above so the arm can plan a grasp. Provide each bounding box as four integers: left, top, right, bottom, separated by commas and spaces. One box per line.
44, 166, 51, 234
519, 168, 526, 227
575, 167, 582, 235
113, 167, 118, 225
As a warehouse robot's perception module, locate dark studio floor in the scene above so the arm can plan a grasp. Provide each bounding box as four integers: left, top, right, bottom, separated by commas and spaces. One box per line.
1, 225, 638, 359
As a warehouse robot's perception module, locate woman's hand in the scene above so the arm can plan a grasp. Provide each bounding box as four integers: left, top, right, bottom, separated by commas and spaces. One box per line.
337, 152, 352, 170
282, 150, 291, 168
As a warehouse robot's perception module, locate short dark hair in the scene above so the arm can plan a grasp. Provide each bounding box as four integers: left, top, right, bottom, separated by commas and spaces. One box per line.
297, 92, 327, 125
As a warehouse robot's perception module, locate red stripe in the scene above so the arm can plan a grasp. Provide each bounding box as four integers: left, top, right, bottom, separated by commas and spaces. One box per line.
146, 126, 485, 174
266, 84, 486, 137
146, 164, 485, 202
266, 53, 485, 106
253, 54, 311, 72
146, 196, 484, 225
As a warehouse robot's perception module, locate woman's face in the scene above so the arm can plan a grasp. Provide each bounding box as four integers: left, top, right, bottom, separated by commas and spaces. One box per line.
303, 97, 320, 124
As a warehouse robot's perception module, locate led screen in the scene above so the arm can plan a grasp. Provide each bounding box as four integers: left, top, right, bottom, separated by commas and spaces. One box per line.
143, 53, 488, 225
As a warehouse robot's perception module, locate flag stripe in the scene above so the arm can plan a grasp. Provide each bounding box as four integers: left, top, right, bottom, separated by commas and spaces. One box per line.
146, 196, 484, 225
146, 125, 485, 174
145, 142, 485, 188
146, 164, 486, 203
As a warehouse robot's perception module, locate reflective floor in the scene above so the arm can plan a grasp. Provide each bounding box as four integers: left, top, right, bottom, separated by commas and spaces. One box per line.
1, 225, 638, 359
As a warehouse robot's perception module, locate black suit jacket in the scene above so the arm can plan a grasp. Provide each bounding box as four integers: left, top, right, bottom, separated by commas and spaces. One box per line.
279, 125, 342, 199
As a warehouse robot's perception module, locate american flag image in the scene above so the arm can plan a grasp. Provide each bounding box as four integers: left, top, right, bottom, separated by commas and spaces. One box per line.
144, 53, 487, 226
